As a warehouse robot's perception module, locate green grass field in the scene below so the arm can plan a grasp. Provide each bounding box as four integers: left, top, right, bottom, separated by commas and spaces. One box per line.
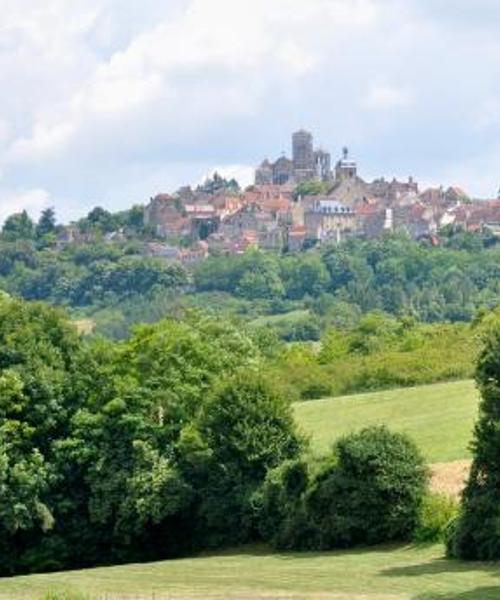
1, 544, 499, 599
294, 380, 479, 463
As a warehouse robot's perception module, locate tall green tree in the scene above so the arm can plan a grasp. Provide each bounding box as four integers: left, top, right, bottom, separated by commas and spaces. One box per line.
79, 207, 118, 234
184, 372, 304, 547
293, 180, 330, 200
1, 211, 34, 241
447, 320, 500, 559
36, 208, 57, 239
47, 314, 264, 565
0, 296, 82, 574
281, 253, 330, 300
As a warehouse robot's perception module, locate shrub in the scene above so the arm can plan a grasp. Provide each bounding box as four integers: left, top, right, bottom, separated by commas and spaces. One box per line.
273, 315, 322, 342
254, 458, 312, 549
413, 493, 458, 543
257, 426, 428, 550
304, 427, 428, 548
268, 345, 335, 400
187, 372, 305, 547
272, 318, 478, 401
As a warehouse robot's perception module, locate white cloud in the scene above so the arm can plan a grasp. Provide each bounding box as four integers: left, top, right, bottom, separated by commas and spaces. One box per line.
276, 41, 318, 76
2, 0, 380, 169
362, 82, 413, 110
0, 188, 52, 223
0, 119, 12, 150
7, 122, 75, 164
440, 152, 500, 201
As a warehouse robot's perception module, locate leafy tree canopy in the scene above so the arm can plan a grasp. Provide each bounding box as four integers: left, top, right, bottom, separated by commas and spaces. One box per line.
447, 315, 500, 560
1, 211, 34, 241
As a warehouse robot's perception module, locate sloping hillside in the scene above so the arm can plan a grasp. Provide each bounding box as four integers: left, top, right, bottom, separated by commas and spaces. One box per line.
294, 380, 478, 463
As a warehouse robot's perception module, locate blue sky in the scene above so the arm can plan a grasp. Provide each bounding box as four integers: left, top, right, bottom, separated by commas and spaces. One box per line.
1, 0, 500, 223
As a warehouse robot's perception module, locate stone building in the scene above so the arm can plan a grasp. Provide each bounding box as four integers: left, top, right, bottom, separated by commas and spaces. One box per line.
184, 204, 219, 240
314, 149, 331, 182
286, 225, 307, 252
255, 130, 332, 185
304, 198, 355, 243
144, 194, 190, 237
208, 191, 242, 220
335, 147, 358, 182
255, 159, 274, 185
354, 199, 386, 238
273, 156, 295, 185
369, 176, 419, 203
292, 129, 315, 181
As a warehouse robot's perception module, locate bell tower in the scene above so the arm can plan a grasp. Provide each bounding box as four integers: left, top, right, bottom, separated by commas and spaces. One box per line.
335, 147, 357, 181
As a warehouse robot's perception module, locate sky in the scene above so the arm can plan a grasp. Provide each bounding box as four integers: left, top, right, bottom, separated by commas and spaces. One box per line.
1, 0, 500, 223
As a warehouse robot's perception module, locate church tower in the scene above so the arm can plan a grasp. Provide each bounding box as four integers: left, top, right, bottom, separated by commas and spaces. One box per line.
335, 147, 357, 181
292, 129, 315, 181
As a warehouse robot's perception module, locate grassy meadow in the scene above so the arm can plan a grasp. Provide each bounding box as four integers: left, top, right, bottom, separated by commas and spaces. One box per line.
295, 380, 479, 463
1, 544, 499, 599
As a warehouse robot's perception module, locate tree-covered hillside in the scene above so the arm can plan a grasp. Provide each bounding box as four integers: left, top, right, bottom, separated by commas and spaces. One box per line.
0, 208, 498, 339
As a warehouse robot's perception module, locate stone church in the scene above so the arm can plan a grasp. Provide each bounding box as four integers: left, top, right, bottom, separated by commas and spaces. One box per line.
255, 130, 332, 185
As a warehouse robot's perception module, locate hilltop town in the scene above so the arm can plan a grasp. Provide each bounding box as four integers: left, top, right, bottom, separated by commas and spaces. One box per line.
136, 129, 500, 263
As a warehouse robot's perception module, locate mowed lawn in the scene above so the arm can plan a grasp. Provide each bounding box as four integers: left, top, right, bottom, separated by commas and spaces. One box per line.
1, 544, 499, 600
294, 380, 479, 463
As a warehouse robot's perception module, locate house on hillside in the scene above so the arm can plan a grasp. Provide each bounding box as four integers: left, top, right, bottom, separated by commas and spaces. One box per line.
144, 194, 191, 237
355, 199, 385, 238
304, 198, 355, 243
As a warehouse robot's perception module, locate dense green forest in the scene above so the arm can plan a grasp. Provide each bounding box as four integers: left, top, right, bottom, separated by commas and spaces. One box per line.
193, 232, 500, 323
0, 226, 490, 397
0, 299, 292, 573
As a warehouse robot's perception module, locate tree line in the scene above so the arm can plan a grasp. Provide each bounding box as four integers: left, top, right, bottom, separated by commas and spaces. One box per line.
195, 233, 500, 323
268, 312, 481, 400
0, 296, 431, 575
